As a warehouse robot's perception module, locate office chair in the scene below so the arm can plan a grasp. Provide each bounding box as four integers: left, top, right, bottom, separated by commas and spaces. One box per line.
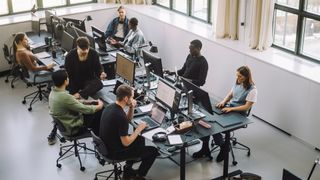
52, 116, 95, 171
3, 44, 20, 88
91, 131, 140, 180
20, 66, 52, 111
210, 108, 252, 165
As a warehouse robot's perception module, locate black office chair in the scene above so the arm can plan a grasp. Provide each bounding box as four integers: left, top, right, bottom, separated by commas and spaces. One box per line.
3, 44, 20, 88
91, 131, 140, 180
19, 66, 52, 111
52, 116, 95, 171
211, 108, 252, 165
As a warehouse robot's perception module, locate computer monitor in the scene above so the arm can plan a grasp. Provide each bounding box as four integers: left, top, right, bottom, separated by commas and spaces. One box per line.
155, 78, 181, 113
116, 53, 135, 85
142, 49, 163, 78
63, 17, 86, 32
91, 25, 107, 52
61, 31, 74, 52
73, 27, 95, 49
181, 77, 213, 115
50, 14, 65, 40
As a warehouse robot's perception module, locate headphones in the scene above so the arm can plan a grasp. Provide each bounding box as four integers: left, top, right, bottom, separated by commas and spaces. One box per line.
152, 132, 167, 142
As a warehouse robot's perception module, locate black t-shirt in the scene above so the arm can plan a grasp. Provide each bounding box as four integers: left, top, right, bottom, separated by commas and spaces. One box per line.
99, 103, 129, 153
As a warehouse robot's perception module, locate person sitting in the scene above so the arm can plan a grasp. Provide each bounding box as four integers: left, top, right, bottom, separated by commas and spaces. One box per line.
177, 39, 208, 87
49, 69, 104, 136
192, 66, 258, 162
13, 32, 55, 82
105, 5, 129, 42
109, 17, 145, 55
99, 84, 159, 180
64, 36, 107, 100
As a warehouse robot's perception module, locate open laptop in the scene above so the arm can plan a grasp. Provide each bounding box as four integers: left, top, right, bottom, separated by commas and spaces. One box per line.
134, 103, 167, 131
210, 98, 224, 115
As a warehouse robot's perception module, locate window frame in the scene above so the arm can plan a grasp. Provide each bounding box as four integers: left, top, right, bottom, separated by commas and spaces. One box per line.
154, 0, 212, 24
0, 0, 97, 16
273, 0, 320, 63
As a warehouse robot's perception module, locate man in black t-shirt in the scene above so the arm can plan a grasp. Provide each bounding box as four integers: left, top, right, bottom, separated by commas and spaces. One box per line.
100, 84, 158, 180
65, 37, 107, 99
177, 39, 208, 86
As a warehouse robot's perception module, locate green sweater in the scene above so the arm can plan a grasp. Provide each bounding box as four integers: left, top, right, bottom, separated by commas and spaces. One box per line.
49, 87, 96, 136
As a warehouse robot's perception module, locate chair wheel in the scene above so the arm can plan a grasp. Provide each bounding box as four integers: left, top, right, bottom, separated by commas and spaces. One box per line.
22, 100, 26, 104
232, 161, 238, 165
80, 166, 85, 171
11, 85, 14, 88
57, 163, 62, 168
28, 107, 32, 111
94, 177, 98, 180
232, 141, 237, 146
247, 151, 251, 156
5, 79, 9, 83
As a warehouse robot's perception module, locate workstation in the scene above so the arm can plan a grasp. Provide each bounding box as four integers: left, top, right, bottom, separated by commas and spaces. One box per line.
1, 1, 320, 180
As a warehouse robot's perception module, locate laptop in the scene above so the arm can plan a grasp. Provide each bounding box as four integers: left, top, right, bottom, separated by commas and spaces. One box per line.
210, 98, 224, 115
134, 103, 167, 131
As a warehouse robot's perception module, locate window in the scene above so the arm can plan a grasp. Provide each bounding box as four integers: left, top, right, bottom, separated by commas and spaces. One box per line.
273, 0, 320, 62
155, 0, 211, 23
0, 0, 96, 15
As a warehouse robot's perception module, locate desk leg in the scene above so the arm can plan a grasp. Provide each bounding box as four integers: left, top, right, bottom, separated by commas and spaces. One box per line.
180, 146, 186, 180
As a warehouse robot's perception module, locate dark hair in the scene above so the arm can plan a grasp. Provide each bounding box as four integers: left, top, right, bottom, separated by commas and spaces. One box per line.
76, 36, 90, 49
12, 32, 26, 60
237, 66, 254, 90
52, 70, 68, 87
190, 39, 202, 50
116, 84, 133, 101
117, 5, 125, 11
129, 17, 138, 27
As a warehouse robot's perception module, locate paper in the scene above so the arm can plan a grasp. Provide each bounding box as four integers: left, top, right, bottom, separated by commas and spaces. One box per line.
139, 103, 153, 113
142, 127, 166, 141
35, 52, 51, 59
109, 52, 117, 58
167, 135, 183, 145
102, 79, 116, 86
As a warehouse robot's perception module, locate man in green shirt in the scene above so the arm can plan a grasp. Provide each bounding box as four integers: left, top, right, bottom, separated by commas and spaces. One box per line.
49, 70, 104, 137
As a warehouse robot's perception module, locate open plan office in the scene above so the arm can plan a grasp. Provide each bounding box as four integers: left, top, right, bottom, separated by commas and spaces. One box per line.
0, 1, 320, 180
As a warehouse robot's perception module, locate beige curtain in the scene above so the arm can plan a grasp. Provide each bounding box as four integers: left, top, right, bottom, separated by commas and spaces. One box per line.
103, 0, 151, 4
216, 0, 240, 40
248, 0, 275, 50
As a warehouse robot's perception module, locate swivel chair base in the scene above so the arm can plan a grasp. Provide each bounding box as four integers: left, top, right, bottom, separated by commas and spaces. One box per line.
22, 84, 47, 111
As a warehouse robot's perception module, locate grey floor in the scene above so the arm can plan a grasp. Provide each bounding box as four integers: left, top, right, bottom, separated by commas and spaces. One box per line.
1, 77, 319, 180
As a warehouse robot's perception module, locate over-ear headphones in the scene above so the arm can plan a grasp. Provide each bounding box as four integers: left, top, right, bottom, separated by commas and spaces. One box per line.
152, 132, 167, 142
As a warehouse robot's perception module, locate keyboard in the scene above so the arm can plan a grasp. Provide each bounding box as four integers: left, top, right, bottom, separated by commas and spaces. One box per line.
141, 117, 158, 127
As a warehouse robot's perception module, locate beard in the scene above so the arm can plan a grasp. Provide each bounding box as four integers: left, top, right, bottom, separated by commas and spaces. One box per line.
78, 53, 88, 61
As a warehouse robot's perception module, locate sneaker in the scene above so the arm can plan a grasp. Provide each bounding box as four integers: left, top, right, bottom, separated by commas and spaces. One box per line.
123, 165, 138, 179
47, 133, 56, 145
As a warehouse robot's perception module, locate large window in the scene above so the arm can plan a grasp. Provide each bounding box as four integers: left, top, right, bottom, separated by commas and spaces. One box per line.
273, 0, 320, 62
0, 0, 96, 16
155, 0, 211, 23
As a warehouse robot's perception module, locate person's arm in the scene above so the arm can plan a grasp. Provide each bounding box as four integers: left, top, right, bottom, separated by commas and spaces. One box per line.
222, 101, 254, 113
177, 56, 188, 76
120, 122, 146, 147
105, 18, 116, 39
216, 90, 233, 108
19, 52, 50, 71
192, 58, 208, 86
126, 99, 137, 121
123, 31, 145, 54
64, 94, 102, 114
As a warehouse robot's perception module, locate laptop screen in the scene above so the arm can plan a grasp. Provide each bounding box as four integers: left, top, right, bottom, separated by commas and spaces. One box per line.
150, 104, 166, 124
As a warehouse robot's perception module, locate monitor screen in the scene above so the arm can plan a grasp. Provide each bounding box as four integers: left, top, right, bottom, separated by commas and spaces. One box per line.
156, 78, 180, 113
73, 27, 95, 49
91, 25, 107, 51
61, 31, 74, 52
181, 77, 213, 115
142, 49, 163, 78
63, 17, 86, 32
116, 53, 135, 84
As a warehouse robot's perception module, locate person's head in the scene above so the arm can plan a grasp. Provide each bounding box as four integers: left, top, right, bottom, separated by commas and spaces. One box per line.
117, 6, 126, 21
128, 17, 138, 30
13, 32, 28, 50
52, 69, 69, 88
189, 39, 202, 57
116, 84, 134, 106
76, 36, 90, 61
236, 66, 254, 90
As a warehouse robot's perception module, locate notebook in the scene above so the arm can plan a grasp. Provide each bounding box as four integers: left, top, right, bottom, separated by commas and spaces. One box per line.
134, 103, 167, 131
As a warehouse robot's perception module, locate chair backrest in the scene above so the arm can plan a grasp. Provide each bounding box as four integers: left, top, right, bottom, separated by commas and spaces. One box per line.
2, 44, 13, 64
282, 169, 302, 180
51, 116, 68, 136
90, 131, 109, 157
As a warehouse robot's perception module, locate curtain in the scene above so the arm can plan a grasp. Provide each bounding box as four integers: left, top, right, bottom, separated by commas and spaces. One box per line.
101, 0, 151, 4
248, 0, 275, 50
216, 0, 240, 40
